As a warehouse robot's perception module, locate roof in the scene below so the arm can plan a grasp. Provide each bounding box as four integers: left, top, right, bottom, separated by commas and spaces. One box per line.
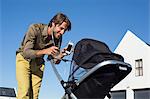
115, 30, 150, 51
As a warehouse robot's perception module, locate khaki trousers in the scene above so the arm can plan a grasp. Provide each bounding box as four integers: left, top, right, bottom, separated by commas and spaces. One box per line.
16, 53, 44, 99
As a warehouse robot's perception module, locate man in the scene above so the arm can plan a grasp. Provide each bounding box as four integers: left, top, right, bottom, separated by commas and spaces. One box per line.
16, 13, 71, 99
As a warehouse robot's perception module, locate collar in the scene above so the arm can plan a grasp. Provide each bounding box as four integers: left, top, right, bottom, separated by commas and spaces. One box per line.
42, 25, 49, 37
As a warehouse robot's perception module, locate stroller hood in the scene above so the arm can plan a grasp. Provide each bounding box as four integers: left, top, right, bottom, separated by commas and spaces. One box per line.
72, 38, 124, 69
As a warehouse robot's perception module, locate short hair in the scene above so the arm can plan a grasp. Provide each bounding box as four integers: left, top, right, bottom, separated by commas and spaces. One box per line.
48, 13, 71, 31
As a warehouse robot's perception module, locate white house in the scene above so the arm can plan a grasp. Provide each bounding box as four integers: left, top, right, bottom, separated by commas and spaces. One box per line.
109, 30, 150, 99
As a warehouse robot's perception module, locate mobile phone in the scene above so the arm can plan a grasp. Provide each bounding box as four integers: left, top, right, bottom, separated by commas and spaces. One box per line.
65, 41, 74, 55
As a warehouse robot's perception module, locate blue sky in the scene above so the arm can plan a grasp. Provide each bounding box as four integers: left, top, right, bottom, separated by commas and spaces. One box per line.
0, 0, 150, 99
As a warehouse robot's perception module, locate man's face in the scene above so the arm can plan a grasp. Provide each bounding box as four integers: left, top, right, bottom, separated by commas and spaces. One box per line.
53, 22, 68, 39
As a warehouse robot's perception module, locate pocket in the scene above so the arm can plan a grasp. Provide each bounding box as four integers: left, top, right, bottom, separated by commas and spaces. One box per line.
16, 53, 28, 63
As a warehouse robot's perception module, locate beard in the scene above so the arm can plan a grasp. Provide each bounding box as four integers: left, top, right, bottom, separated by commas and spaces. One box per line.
53, 31, 61, 39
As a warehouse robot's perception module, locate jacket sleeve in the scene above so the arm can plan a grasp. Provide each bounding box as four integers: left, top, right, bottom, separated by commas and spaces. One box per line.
22, 24, 39, 59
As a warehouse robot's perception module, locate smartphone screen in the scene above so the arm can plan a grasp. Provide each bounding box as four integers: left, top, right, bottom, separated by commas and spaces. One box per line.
66, 44, 72, 52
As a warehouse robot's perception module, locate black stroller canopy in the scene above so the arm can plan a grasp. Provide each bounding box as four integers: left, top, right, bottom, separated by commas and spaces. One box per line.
73, 38, 124, 69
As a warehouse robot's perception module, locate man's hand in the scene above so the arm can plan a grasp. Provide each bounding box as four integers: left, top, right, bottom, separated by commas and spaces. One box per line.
53, 47, 71, 64
45, 46, 59, 56
53, 50, 66, 64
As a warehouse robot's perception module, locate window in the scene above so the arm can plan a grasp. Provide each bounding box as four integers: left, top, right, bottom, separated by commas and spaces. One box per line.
0, 87, 16, 97
111, 90, 126, 99
134, 89, 150, 99
135, 59, 143, 76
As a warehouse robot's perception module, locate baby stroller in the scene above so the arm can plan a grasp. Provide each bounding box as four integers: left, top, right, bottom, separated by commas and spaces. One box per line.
49, 38, 132, 99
